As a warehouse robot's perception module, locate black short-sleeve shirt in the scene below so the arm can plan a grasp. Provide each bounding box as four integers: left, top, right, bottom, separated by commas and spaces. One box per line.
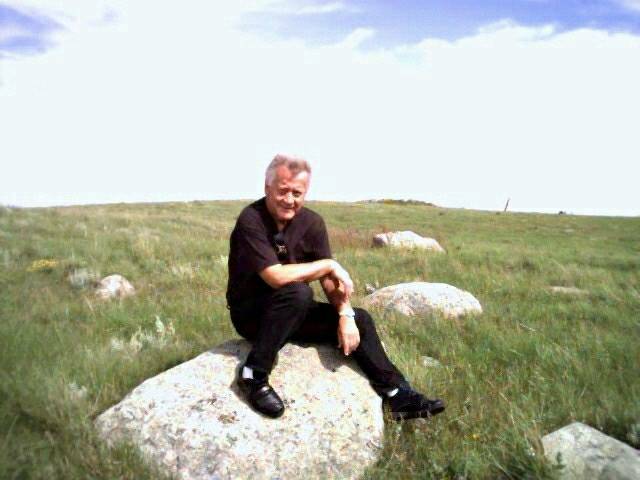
226, 197, 332, 307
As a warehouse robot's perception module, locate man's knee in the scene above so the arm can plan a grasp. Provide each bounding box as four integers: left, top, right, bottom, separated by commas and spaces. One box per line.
272, 282, 313, 308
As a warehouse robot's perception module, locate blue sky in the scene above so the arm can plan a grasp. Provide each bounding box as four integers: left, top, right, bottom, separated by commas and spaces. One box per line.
242, 0, 640, 47
4, 0, 640, 56
0, 4, 60, 55
1, 1, 639, 215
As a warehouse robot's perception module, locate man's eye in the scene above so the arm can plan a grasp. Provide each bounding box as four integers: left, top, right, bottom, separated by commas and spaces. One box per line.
293, 192, 302, 198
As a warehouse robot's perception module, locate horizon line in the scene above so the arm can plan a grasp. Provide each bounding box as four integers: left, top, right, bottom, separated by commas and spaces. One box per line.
2, 198, 637, 219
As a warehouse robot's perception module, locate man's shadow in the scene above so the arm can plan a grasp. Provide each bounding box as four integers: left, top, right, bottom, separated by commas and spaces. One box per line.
214, 338, 369, 409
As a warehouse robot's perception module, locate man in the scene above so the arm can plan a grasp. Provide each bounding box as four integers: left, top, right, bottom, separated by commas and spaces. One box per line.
226, 154, 445, 421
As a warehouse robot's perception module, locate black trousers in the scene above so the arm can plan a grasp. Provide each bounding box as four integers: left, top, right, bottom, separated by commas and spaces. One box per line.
229, 282, 409, 395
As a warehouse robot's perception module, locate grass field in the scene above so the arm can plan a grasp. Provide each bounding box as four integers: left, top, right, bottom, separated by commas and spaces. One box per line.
1, 200, 638, 479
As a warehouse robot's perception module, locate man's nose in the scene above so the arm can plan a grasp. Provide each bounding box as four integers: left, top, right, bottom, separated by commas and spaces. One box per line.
283, 192, 294, 203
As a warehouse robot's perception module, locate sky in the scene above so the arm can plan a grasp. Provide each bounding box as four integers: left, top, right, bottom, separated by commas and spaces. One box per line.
1, 1, 639, 216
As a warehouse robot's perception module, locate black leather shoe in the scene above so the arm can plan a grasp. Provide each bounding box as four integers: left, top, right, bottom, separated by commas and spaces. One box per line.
387, 388, 445, 421
238, 376, 285, 418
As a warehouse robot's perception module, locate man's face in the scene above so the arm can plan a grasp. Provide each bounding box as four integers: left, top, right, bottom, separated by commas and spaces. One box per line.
265, 165, 310, 226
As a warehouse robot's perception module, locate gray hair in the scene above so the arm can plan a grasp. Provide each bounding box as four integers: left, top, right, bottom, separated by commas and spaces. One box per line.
265, 154, 312, 186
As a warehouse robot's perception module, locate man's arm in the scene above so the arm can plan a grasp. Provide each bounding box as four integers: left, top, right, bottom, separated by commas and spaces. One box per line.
320, 274, 360, 356
320, 274, 350, 312
259, 259, 334, 289
259, 259, 353, 295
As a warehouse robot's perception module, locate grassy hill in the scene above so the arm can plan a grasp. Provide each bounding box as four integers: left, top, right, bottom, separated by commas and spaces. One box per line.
1, 200, 638, 479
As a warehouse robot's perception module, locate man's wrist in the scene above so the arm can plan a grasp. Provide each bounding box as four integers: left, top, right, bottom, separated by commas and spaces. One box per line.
339, 307, 356, 319
327, 259, 338, 273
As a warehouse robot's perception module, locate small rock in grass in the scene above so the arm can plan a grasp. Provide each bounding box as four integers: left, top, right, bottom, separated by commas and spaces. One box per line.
68, 382, 88, 401
421, 356, 442, 368
372, 231, 445, 253
548, 286, 589, 296
67, 268, 99, 289
95, 274, 136, 300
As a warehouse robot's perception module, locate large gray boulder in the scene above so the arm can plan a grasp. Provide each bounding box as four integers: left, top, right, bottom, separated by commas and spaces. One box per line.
372, 231, 445, 252
542, 422, 640, 479
363, 282, 482, 318
95, 339, 384, 480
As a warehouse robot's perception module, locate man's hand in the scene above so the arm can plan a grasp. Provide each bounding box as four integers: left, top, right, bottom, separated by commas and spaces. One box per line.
337, 315, 360, 356
328, 261, 354, 301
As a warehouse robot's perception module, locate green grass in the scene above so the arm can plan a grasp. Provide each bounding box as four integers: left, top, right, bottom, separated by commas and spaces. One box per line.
1, 201, 638, 479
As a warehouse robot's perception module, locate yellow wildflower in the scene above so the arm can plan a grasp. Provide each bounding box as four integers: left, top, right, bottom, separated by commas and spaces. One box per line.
27, 259, 59, 272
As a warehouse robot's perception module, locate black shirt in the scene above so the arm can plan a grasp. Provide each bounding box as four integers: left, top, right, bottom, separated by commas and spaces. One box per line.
226, 197, 332, 307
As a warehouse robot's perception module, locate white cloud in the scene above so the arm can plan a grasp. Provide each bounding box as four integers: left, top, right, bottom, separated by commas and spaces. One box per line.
220, 0, 353, 17
1, 1, 639, 216
295, 2, 352, 15
340, 27, 375, 48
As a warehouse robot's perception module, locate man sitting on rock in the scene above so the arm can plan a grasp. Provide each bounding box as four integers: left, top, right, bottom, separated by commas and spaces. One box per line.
226, 154, 445, 420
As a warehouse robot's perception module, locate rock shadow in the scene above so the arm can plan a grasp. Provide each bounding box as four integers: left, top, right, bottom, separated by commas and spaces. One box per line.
212, 338, 370, 411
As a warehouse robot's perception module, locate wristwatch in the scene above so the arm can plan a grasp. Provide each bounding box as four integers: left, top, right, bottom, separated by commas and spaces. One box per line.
339, 307, 356, 319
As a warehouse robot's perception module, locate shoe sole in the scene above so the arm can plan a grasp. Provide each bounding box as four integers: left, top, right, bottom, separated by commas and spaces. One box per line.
391, 404, 445, 421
